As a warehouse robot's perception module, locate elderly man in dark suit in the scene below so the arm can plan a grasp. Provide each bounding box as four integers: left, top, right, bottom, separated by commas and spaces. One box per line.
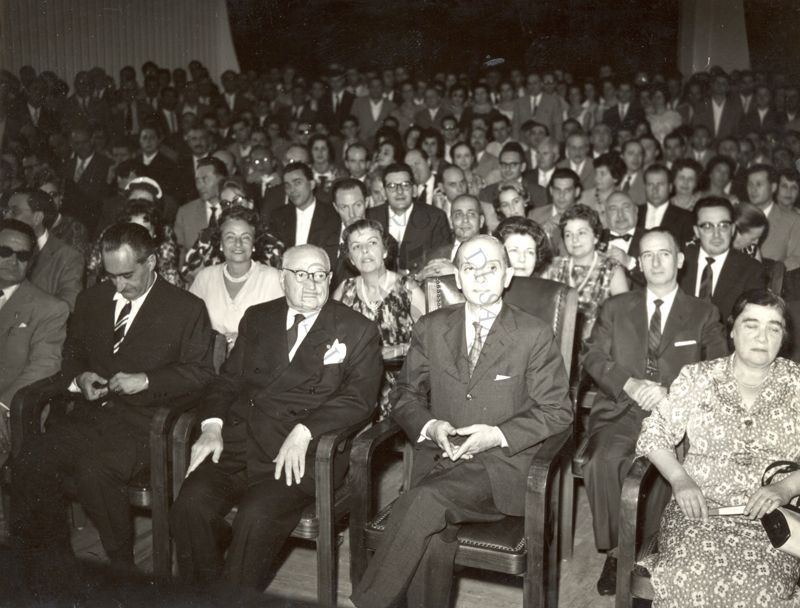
602, 192, 646, 286
5, 189, 83, 311
351, 235, 573, 608
171, 244, 382, 587
365, 162, 451, 276
0, 219, 69, 466
11, 223, 215, 594
581, 228, 728, 595
679, 197, 767, 321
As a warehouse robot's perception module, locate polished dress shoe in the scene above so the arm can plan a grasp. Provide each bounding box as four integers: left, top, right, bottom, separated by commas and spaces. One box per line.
596, 554, 617, 595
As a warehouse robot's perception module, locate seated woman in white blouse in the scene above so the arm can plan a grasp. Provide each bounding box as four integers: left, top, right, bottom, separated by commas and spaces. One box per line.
189, 206, 283, 352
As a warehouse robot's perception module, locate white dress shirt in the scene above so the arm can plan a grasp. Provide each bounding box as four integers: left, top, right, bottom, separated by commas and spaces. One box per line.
295, 201, 316, 245
388, 206, 412, 244
712, 99, 726, 136
0, 283, 20, 313
287, 307, 321, 361
538, 167, 555, 188
644, 202, 669, 229
142, 152, 158, 166
608, 228, 636, 255
693, 247, 730, 297
646, 286, 678, 334
206, 200, 221, 223
369, 99, 384, 122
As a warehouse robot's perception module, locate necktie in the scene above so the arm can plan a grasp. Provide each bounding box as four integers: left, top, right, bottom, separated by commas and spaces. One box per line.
619, 104, 626, 121
208, 205, 219, 228
611, 232, 633, 242
74, 158, 86, 182
287, 313, 305, 357
531, 96, 538, 115
698, 256, 714, 300
125, 102, 134, 133
113, 300, 132, 354
333, 93, 338, 114
418, 185, 427, 205
468, 321, 484, 376
646, 299, 663, 380
621, 175, 631, 192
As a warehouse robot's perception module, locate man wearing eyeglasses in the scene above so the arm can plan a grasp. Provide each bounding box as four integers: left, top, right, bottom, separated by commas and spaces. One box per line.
679, 196, 767, 321
365, 162, 451, 275
171, 243, 381, 589
0, 219, 69, 468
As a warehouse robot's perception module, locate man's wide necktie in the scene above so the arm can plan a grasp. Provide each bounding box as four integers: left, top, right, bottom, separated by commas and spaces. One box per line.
646, 299, 662, 381
208, 205, 219, 228
698, 256, 714, 300
287, 313, 305, 356
468, 321, 484, 376
113, 300, 132, 354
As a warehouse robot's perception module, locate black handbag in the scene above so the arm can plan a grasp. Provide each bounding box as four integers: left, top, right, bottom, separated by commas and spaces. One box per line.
760, 461, 800, 557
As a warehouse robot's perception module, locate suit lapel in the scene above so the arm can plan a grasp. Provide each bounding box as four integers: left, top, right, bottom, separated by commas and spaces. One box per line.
115, 277, 162, 353
627, 291, 649, 363
657, 290, 689, 357
443, 306, 469, 383
467, 304, 513, 391
0, 282, 32, 329
682, 247, 700, 295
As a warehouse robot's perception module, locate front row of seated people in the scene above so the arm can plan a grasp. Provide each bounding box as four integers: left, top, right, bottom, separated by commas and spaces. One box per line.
6, 219, 800, 606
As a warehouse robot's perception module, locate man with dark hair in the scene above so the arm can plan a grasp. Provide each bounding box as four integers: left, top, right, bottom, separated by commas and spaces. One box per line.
691, 72, 743, 141
269, 162, 340, 263
529, 167, 582, 254
582, 228, 728, 595
174, 156, 227, 261
559, 132, 596, 189
619, 139, 647, 206
366, 162, 451, 274
61, 125, 112, 234
637, 164, 694, 249
414, 85, 447, 130
0, 218, 69, 466
136, 122, 179, 202
5, 188, 83, 311
11, 223, 215, 598
679, 196, 767, 320
513, 72, 563, 141
747, 163, 800, 270
739, 84, 783, 135
350, 77, 396, 144
602, 79, 645, 135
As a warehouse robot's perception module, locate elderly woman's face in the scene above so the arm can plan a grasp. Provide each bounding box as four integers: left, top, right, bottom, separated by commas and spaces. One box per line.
731, 303, 785, 368
498, 190, 527, 219
504, 233, 537, 277
674, 168, 698, 196
563, 218, 597, 259
347, 227, 386, 274
221, 218, 255, 264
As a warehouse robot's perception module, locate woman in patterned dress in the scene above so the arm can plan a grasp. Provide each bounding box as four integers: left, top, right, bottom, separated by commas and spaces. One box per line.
637, 289, 800, 607
544, 204, 628, 342
333, 219, 426, 418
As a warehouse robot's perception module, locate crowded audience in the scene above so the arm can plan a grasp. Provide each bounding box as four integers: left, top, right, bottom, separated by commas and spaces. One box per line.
3, 55, 800, 607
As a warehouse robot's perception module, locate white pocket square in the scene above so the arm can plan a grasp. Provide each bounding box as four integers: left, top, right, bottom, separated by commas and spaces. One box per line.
17, 322, 28, 328
674, 339, 696, 347
323, 339, 347, 365
494, 374, 511, 381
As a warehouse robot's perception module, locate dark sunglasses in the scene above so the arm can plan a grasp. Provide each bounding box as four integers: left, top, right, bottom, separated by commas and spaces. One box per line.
0, 246, 34, 263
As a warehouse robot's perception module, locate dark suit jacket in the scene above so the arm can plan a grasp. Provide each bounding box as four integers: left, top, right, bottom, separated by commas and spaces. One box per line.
28, 234, 84, 312
602, 103, 646, 134
61, 153, 113, 233
270, 200, 341, 263
601, 227, 646, 286
62, 96, 111, 130
9, 103, 61, 137
739, 108, 784, 135
582, 288, 728, 426
277, 103, 317, 130
318, 90, 355, 130
512, 93, 563, 141
216, 92, 251, 115
366, 203, 451, 274
413, 106, 447, 130
0, 280, 69, 406
137, 152, 180, 201
202, 298, 382, 482
60, 277, 215, 432
679, 244, 768, 321
252, 182, 286, 225
635, 203, 695, 250
785, 299, 800, 363
391, 302, 572, 516
691, 97, 744, 140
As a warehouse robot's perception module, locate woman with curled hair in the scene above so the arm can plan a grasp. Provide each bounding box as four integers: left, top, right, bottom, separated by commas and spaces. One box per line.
733, 203, 769, 261
636, 288, 800, 607
493, 183, 531, 221
494, 216, 553, 278
451, 141, 485, 196
545, 204, 628, 341
86, 199, 181, 287
670, 158, 704, 212
189, 205, 283, 351
646, 83, 682, 145
180, 181, 284, 284
578, 152, 627, 225
308, 133, 344, 197
333, 218, 425, 418
700, 155, 741, 205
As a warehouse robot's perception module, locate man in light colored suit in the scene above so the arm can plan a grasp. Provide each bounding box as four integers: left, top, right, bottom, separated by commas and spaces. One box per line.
351, 235, 572, 608
513, 72, 563, 141
6, 189, 84, 311
174, 157, 227, 264
469, 128, 501, 184
747, 164, 800, 270
350, 77, 396, 145
0, 219, 69, 465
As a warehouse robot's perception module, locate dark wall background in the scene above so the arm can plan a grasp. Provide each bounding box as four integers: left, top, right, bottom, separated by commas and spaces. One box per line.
745, 0, 800, 79
226, 0, 680, 78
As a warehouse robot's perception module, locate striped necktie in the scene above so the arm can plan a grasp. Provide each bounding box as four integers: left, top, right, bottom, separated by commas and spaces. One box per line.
113, 300, 132, 354
468, 321, 484, 376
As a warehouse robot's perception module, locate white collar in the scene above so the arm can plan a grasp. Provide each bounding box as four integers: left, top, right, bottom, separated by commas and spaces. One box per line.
36, 230, 49, 251
646, 285, 678, 308
465, 298, 503, 331
295, 199, 316, 215
113, 273, 158, 307
286, 306, 321, 329
142, 151, 158, 165
698, 246, 730, 267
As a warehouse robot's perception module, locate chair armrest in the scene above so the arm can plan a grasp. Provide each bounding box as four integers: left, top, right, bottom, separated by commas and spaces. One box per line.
10, 373, 68, 458
170, 410, 203, 499
149, 394, 204, 501
526, 426, 573, 497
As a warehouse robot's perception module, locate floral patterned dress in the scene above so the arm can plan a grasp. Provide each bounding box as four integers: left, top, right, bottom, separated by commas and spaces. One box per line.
637, 356, 800, 608
339, 274, 416, 418
544, 253, 621, 343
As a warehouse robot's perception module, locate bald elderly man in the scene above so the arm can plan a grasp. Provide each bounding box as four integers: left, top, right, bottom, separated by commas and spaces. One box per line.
351, 235, 572, 608
171, 244, 382, 588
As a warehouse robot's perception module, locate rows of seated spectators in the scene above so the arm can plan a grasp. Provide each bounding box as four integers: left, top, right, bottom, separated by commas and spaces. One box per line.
2, 57, 800, 606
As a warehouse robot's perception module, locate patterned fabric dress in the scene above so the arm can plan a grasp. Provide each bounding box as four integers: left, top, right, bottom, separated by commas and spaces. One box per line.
339, 274, 416, 418
637, 356, 800, 608
545, 253, 621, 343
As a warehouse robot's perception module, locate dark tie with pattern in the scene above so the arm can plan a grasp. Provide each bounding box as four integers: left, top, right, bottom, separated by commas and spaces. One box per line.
113, 300, 132, 354
287, 313, 305, 356
646, 299, 663, 380
208, 205, 219, 228
468, 321, 484, 376
698, 256, 714, 300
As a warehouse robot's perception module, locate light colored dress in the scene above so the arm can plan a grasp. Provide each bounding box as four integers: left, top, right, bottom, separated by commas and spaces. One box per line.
647, 109, 683, 144
189, 262, 284, 348
545, 253, 621, 342
637, 356, 800, 608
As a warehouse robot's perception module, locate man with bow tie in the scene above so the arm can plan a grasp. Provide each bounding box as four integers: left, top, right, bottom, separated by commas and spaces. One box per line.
351, 235, 572, 608
171, 244, 381, 589
602, 192, 645, 286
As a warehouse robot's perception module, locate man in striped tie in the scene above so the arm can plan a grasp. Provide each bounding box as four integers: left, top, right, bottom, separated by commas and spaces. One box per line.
11, 222, 215, 599
581, 228, 728, 596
